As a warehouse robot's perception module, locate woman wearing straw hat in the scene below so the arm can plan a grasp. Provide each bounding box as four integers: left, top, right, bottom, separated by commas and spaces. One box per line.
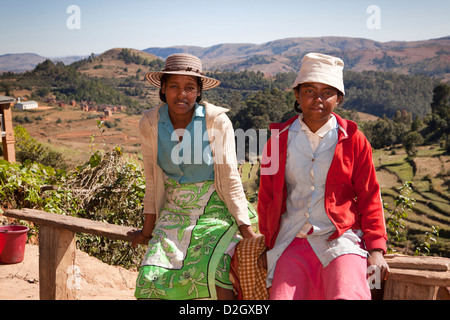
257, 53, 389, 299
130, 53, 258, 300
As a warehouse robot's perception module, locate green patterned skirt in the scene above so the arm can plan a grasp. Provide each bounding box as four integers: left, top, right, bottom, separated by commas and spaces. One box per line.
135, 177, 256, 300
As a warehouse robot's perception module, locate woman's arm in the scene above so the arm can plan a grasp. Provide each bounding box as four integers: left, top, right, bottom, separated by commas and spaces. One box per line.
130, 213, 157, 247
212, 114, 251, 225
351, 133, 389, 278
352, 133, 387, 253
239, 224, 259, 238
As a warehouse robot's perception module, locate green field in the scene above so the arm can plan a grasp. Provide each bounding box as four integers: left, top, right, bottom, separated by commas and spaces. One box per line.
375, 146, 450, 256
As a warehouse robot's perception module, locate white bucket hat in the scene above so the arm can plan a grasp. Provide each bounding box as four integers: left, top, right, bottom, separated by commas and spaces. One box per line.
145, 53, 220, 90
292, 53, 345, 95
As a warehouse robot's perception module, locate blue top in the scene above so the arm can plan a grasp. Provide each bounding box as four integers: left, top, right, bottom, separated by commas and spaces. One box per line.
157, 103, 215, 183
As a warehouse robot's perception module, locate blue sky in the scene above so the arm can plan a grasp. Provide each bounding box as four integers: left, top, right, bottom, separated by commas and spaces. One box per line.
0, 0, 449, 57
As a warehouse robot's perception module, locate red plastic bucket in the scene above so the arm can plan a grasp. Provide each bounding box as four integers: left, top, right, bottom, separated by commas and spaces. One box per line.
0, 225, 30, 264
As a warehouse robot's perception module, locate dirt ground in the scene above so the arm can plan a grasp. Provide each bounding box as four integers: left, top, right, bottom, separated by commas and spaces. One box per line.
0, 244, 138, 300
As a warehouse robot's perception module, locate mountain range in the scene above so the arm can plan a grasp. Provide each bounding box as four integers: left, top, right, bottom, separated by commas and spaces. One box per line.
1, 36, 449, 81
0, 53, 86, 73
143, 36, 450, 82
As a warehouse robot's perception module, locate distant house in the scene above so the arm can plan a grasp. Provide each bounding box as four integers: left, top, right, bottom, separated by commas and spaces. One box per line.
15, 98, 38, 110
104, 108, 112, 117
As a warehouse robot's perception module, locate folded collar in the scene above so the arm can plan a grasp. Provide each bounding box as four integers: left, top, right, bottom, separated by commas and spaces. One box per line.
159, 103, 204, 124
297, 114, 337, 138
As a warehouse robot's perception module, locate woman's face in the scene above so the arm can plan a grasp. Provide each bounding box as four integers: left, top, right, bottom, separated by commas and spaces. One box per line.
294, 82, 342, 132
161, 74, 201, 118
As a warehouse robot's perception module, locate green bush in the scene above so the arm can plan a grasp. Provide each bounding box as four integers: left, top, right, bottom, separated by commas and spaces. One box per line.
0, 159, 66, 214
14, 125, 68, 170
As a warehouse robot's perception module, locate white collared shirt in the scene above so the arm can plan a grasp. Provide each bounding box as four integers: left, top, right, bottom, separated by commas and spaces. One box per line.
298, 114, 337, 153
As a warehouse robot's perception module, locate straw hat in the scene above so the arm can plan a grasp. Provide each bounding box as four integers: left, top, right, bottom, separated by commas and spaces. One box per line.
145, 53, 220, 90
292, 53, 345, 95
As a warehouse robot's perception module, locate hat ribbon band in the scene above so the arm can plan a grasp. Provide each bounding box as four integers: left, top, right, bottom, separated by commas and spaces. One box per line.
162, 66, 204, 76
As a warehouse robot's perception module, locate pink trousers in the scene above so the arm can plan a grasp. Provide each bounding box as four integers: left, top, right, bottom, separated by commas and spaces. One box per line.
270, 238, 371, 300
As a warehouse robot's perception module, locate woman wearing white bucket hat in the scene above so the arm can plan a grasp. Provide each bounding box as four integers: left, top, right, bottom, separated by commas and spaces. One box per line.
258, 53, 389, 300
130, 53, 258, 300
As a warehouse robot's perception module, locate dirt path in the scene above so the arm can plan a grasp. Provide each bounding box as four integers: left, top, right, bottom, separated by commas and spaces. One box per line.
0, 244, 138, 300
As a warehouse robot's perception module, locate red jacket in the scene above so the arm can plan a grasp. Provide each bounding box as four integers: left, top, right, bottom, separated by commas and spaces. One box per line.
258, 113, 387, 252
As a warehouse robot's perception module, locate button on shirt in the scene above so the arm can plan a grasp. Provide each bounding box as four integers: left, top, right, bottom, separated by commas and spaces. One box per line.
157, 103, 214, 183
266, 114, 367, 286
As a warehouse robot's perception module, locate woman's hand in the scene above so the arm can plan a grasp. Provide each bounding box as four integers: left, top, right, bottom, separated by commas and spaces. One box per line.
239, 224, 259, 239
128, 229, 151, 247
367, 249, 390, 281
129, 214, 156, 247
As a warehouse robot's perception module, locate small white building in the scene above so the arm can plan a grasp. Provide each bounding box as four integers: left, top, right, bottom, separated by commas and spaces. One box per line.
15, 98, 38, 110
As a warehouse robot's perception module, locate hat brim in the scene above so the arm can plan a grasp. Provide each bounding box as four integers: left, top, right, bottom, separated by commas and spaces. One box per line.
145, 71, 221, 90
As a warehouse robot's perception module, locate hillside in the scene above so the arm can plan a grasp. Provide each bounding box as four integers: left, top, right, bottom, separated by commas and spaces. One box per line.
1, 36, 449, 82
0, 53, 86, 74
0, 53, 47, 73
10, 106, 142, 167
143, 36, 450, 82
373, 145, 450, 256
71, 48, 162, 108
2, 49, 433, 122
75, 48, 160, 79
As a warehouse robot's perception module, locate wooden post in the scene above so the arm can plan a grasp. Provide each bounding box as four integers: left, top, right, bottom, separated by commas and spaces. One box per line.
0, 97, 16, 163
39, 225, 77, 300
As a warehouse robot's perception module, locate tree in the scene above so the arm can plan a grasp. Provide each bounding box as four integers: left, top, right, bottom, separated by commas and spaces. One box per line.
232, 88, 293, 131
423, 83, 450, 143
364, 117, 405, 149
393, 110, 412, 126
403, 131, 423, 157
446, 135, 450, 154
410, 117, 423, 132
431, 83, 450, 118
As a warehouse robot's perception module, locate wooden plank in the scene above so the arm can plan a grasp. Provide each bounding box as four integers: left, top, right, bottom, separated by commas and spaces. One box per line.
385, 254, 450, 271
39, 225, 76, 300
384, 279, 438, 300
387, 268, 450, 287
4, 209, 135, 242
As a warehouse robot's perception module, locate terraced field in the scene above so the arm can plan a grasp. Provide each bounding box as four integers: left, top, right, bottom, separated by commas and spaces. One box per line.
374, 146, 450, 257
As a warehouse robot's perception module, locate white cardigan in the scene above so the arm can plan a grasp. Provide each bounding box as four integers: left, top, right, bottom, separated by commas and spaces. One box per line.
139, 101, 251, 226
